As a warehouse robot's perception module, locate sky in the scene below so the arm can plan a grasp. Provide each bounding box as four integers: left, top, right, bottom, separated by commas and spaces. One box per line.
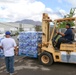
0, 0, 76, 22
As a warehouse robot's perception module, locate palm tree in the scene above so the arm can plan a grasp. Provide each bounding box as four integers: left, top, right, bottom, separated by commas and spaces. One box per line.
65, 8, 75, 18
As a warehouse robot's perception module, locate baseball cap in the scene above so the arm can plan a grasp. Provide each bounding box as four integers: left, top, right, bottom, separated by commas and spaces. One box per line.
5, 31, 11, 35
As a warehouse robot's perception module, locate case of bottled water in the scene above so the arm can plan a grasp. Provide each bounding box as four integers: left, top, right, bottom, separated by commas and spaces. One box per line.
19, 31, 42, 58
0, 49, 4, 57
0, 38, 4, 57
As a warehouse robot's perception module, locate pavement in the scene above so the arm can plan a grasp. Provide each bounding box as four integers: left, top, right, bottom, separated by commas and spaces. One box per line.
0, 36, 76, 75
0, 57, 76, 75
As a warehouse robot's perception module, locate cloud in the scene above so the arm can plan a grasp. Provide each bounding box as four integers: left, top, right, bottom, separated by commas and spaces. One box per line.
64, 0, 76, 17
59, 9, 67, 16
0, 0, 18, 3
58, 0, 62, 3
0, 0, 62, 22
65, 0, 76, 7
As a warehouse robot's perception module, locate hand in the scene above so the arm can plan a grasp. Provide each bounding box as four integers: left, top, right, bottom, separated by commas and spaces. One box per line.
56, 31, 61, 35
14, 46, 18, 56
56, 31, 59, 34
15, 51, 18, 56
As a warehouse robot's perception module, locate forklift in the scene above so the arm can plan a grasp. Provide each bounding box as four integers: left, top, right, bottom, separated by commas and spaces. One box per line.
39, 13, 76, 66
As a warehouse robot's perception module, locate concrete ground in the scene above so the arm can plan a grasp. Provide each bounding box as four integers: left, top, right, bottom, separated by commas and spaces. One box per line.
0, 57, 76, 75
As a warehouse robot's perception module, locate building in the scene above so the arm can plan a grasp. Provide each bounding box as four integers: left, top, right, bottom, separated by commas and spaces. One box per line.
0, 22, 36, 32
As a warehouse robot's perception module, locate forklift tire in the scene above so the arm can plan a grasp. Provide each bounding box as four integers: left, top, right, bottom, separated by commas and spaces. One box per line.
39, 52, 53, 66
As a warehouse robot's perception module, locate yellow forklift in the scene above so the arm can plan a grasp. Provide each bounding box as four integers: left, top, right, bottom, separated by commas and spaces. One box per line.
39, 13, 76, 66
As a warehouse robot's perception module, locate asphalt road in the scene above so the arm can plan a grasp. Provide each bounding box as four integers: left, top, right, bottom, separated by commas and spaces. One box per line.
0, 57, 76, 75
0, 36, 76, 75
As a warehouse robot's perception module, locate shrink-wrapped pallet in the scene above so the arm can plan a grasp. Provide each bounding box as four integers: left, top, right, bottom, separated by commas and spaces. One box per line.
19, 31, 42, 58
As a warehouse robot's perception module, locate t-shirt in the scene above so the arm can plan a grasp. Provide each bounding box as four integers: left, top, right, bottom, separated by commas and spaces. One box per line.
64, 28, 73, 41
0, 38, 16, 57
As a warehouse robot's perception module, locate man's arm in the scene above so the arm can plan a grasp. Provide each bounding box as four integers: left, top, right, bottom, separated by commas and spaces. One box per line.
0, 46, 3, 49
14, 46, 18, 55
56, 31, 65, 36
0, 41, 3, 49
58, 32, 65, 36
13, 39, 18, 55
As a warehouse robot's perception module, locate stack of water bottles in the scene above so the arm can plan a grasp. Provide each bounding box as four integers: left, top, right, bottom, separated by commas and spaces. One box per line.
19, 31, 42, 58
0, 38, 4, 57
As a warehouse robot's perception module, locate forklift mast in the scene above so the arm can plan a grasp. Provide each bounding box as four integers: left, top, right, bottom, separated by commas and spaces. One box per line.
42, 13, 52, 43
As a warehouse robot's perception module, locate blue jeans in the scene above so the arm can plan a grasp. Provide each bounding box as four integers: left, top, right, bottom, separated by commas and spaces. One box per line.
5, 56, 14, 73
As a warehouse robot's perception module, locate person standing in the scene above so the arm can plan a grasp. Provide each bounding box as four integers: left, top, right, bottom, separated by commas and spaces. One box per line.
0, 31, 18, 75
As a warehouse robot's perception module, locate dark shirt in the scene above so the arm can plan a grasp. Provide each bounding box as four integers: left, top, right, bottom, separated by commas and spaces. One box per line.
72, 33, 74, 41
64, 28, 73, 41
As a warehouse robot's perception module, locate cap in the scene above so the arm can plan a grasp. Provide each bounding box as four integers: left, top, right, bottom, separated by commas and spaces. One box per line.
5, 31, 11, 35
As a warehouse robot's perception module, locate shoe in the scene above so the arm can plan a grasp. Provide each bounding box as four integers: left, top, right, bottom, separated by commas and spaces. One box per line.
55, 47, 59, 50
5, 71, 9, 74
55, 47, 60, 51
10, 73, 13, 75
10, 72, 17, 75
13, 71, 17, 75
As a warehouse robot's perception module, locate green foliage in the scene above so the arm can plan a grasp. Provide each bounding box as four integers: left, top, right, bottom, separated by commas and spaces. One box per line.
59, 21, 75, 28
59, 8, 76, 28
15, 31, 19, 35
35, 25, 42, 31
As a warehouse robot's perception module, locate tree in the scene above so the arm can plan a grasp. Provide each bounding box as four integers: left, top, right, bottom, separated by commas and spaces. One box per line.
35, 25, 42, 31
59, 8, 76, 28
65, 8, 75, 18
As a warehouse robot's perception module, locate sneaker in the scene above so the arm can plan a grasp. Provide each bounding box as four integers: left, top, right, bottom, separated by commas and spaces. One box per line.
55, 47, 60, 51
55, 47, 59, 50
10, 73, 13, 75
10, 72, 17, 75
5, 71, 9, 74
14, 71, 17, 75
